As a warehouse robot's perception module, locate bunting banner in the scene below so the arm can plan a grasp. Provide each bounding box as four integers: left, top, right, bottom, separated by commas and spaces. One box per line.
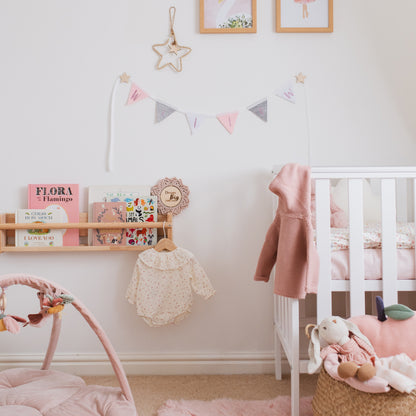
275, 79, 296, 104
247, 99, 268, 122
186, 113, 207, 135
107, 72, 307, 171
217, 112, 239, 134
155, 101, 176, 123
127, 83, 149, 105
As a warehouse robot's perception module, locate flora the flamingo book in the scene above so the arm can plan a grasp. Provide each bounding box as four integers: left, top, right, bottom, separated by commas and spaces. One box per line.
28, 184, 79, 246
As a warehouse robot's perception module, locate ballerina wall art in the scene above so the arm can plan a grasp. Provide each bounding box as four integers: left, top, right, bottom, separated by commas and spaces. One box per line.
276, 0, 333, 33
200, 0, 257, 33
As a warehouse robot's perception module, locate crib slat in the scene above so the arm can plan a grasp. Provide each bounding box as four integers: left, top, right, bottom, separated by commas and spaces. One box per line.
413, 179, 416, 282
315, 179, 332, 322
348, 179, 365, 316
381, 179, 398, 305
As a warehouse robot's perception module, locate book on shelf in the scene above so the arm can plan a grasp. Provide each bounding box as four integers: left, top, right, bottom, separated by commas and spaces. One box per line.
15, 208, 64, 247
92, 202, 127, 246
88, 186, 154, 246
28, 184, 79, 246
125, 196, 157, 247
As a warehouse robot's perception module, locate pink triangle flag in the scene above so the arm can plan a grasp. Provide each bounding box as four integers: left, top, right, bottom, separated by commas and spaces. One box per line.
126, 83, 149, 105
216, 112, 239, 134
186, 113, 206, 135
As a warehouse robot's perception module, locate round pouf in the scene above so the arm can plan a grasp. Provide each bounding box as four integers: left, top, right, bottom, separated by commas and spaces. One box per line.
312, 368, 416, 416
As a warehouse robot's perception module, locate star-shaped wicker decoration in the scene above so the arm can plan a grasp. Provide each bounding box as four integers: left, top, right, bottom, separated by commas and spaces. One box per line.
120, 72, 131, 83
152, 38, 191, 73
295, 72, 307, 84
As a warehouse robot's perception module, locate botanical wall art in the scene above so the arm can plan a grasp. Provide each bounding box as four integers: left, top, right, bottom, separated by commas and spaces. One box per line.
200, 0, 257, 33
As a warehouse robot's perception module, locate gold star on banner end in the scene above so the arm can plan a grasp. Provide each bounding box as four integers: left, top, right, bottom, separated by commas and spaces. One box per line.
295, 72, 307, 84
120, 72, 131, 83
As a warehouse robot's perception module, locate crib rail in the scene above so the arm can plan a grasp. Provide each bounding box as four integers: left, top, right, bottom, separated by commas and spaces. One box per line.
313, 167, 416, 323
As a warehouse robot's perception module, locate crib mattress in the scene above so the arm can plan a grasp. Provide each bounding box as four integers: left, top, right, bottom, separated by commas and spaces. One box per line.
331, 249, 415, 280
0, 368, 137, 416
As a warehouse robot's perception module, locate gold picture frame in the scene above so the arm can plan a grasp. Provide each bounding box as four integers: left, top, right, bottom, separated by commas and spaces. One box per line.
276, 0, 333, 33
200, 0, 257, 34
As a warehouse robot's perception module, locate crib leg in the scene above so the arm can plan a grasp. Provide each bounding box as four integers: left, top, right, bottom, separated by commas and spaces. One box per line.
274, 323, 282, 380
290, 298, 300, 416
291, 364, 300, 416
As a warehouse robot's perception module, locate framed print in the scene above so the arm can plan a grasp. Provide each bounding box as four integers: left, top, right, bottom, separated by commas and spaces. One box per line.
200, 0, 257, 34
276, 0, 333, 33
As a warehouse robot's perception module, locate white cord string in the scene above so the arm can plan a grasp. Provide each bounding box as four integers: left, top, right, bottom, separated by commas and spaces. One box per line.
107, 77, 121, 172
303, 83, 312, 166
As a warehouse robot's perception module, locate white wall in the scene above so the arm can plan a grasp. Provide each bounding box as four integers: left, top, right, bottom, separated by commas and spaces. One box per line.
0, 0, 415, 375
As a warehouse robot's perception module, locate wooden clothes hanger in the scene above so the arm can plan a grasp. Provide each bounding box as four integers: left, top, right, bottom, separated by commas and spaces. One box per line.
154, 222, 177, 252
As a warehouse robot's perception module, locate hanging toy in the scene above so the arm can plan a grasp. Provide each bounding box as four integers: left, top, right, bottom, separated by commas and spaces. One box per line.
152, 6, 192, 73
27, 291, 74, 327
0, 288, 27, 334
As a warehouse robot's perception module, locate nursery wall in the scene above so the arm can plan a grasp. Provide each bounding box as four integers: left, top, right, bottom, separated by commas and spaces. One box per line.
0, 0, 415, 375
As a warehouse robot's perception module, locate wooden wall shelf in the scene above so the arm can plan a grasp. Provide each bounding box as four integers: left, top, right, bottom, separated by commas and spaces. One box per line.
0, 212, 173, 253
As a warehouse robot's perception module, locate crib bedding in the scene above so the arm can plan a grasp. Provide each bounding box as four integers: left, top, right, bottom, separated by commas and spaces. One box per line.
329, 223, 415, 251
331, 249, 415, 281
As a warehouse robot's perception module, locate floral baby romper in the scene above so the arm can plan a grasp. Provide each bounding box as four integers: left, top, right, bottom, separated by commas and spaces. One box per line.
126, 247, 215, 327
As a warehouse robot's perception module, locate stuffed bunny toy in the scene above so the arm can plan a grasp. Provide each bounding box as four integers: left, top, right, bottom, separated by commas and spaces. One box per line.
306, 316, 377, 382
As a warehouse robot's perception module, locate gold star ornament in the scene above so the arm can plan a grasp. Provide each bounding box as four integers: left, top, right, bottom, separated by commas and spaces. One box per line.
153, 38, 191, 72
152, 7, 191, 73
295, 72, 307, 84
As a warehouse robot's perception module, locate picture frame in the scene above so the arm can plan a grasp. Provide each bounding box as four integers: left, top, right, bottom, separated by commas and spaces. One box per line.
200, 0, 257, 34
276, 0, 333, 33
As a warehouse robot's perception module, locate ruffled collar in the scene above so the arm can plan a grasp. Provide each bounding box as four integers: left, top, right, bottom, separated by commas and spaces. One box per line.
138, 247, 193, 271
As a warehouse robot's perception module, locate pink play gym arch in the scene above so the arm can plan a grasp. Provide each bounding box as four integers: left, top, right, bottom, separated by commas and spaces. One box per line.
0, 273, 134, 404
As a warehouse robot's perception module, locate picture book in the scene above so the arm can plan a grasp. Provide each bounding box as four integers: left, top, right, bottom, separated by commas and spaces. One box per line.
15, 208, 64, 247
126, 197, 157, 246
28, 184, 79, 246
87, 185, 150, 245
92, 202, 126, 246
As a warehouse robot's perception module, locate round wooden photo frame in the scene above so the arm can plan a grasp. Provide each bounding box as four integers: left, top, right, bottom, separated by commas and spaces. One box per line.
151, 178, 190, 215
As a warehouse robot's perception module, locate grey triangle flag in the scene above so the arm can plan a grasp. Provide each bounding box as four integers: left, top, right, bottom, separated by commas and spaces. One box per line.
248, 100, 268, 122
155, 101, 176, 123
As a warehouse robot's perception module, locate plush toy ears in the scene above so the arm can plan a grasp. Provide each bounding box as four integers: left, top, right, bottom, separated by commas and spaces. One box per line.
342, 319, 372, 346
305, 324, 322, 374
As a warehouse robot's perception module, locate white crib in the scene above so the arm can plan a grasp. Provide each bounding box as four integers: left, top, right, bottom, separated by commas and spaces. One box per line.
271, 166, 416, 416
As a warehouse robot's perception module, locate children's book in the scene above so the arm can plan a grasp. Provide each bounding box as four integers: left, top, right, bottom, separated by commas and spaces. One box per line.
87, 186, 150, 245
92, 202, 126, 246
15, 208, 64, 247
28, 184, 79, 246
126, 196, 157, 247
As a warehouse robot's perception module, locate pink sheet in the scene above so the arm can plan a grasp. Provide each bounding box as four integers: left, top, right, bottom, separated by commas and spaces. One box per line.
331, 249, 415, 280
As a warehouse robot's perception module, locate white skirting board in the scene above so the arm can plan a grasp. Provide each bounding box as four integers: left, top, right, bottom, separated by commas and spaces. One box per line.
0, 352, 277, 376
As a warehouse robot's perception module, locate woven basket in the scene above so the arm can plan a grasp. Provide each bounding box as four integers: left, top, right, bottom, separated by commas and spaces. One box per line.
312, 368, 416, 416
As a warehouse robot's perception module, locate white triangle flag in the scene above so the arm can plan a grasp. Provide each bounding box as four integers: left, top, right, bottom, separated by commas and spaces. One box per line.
275, 79, 296, 104
186, 113, 206, 135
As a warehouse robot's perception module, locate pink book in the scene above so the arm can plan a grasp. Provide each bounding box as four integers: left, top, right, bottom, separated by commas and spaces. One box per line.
28, 184, 79, 246
92, 202, 126, 246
